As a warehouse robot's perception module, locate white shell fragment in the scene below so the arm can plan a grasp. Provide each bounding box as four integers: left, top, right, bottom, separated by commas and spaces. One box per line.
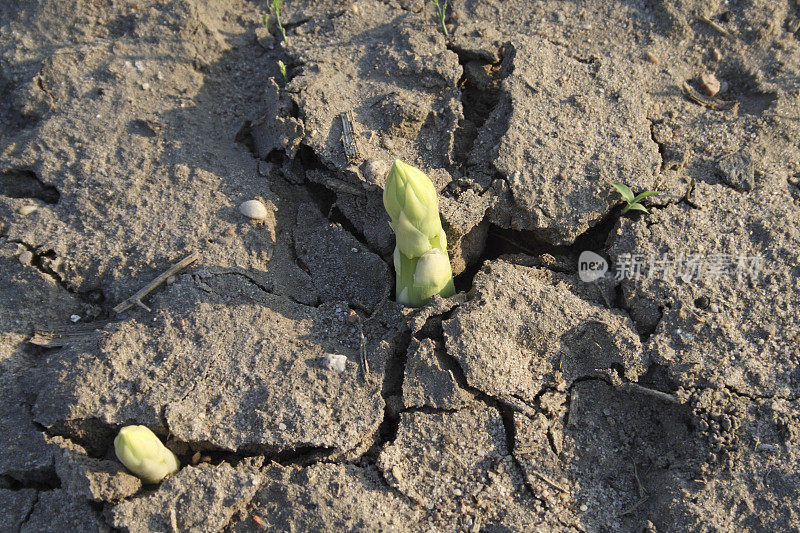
18, 205, 38, 216
323, 353, 347, 373
238, 199, 269, 220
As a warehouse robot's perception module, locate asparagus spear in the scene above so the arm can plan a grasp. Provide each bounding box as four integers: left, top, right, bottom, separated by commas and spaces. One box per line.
383, 159, 455, 307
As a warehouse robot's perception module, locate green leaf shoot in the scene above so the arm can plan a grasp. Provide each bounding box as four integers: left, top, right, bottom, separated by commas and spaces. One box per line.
277, 60, 288, 82
432, 0, 449, 38
611, 182, 657, 215
269, 0, 287, 44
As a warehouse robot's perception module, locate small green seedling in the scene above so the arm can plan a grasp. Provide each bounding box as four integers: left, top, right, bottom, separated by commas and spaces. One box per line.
268, 0, 287, 44
611, 182, 658, 214
277, 60, 288, 82
432, 0, 449, 38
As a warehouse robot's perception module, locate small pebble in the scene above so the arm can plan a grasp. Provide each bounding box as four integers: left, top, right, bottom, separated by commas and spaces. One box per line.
709, 303, 720, 313
645, 51, 659, 64
278, 422, 287, 431
381, 136, 395, 150
323, 353, 347, 373
141, 82, 150, 90
580, 504, 588, 512
18, 205, 38, 216
70, 314, 81, 323
700, 72, 720, 97
239, 199, 269, 220
134, 60, 144, 72
712, 48, 722, 61
363, 159, 388, 184
191, 451, 201, 464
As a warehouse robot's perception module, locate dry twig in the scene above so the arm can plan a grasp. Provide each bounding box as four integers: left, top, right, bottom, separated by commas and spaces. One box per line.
113, 251, 199, 313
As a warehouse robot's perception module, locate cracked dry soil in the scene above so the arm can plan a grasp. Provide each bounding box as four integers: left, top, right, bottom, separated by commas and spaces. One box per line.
2, 0, 800, 531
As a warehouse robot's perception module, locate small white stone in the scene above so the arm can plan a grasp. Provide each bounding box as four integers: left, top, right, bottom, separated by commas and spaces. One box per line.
323, 353, 347, 373
580, 504, 588, 512
18, 205, 38, 216
70, 314, 81, 323
18, 250, 33, 264
134, 60, 144, 72
238, 199, 269, 220
278, 422, 287, 431
141, 82, 150, 90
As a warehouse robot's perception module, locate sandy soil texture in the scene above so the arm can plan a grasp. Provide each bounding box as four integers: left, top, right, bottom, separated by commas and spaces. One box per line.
2, 0, 800, 531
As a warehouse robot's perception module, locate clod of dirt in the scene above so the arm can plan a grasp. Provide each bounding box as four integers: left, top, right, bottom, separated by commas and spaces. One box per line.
444, 260, 644, 402
478, 37, 659, 244
244, 78, 304, 159
514, 380, 705, 530
52, 437, 141, 502
293, 202, 391, 312
31, 276, 387, 456
233, 462, 420, 531
0, 385, 56, 485
716, 151, 755, 191
439, 189, 494, 275
402, 338, 474, 410
18, 250, 33, 265
20, 489, 102, 532
0, 488, 37, 531
608, 186, 800, 398
700, 72, 721, 97
378, 407, 549, 529
109, 462, 262, 532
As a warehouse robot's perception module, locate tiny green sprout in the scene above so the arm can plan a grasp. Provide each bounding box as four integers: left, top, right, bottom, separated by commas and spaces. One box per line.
432, 0, 449, 38
268, 0, 288, 44
384, 160, 455, 307
611, 182, 659, 214
277, 60, 288, 82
